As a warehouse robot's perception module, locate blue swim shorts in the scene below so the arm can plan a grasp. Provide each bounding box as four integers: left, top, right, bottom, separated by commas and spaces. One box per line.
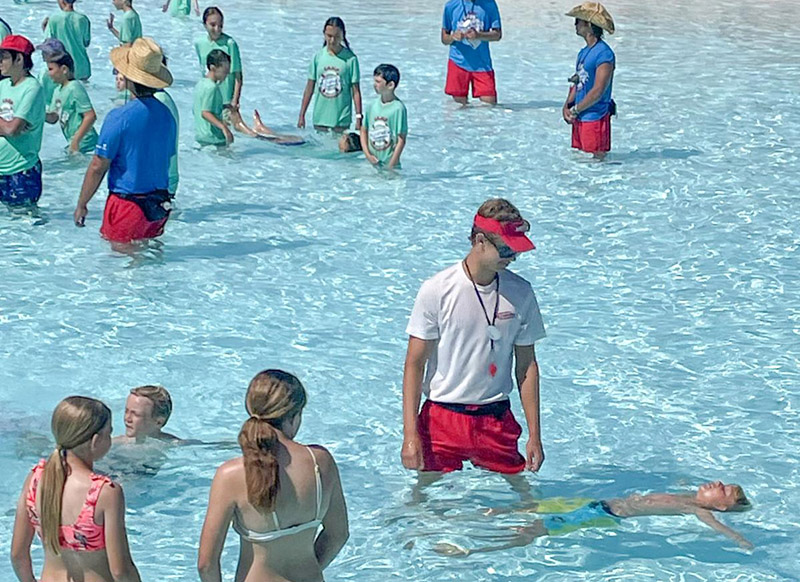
543, 500, 620, 535
0, 160, 43, 206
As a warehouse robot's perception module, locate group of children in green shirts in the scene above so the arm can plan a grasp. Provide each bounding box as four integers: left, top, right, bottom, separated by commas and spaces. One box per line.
7, 0, 409, 184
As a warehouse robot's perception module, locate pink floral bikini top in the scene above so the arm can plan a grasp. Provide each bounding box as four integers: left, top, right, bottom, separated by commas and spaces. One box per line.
26, 459, 112, 552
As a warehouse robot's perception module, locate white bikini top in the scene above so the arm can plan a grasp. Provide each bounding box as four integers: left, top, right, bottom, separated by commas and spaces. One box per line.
233, 446, 323, 543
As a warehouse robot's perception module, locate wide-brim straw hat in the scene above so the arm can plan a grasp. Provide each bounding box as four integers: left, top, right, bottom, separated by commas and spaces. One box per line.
110, 37, 172, 89
566, 2, 615, 34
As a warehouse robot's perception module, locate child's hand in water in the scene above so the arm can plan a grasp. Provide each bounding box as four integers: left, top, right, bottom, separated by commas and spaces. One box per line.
162, 2, 169, 12
738, 538, 754, 551
365, 152, 379, 165
223, 126, 234, 145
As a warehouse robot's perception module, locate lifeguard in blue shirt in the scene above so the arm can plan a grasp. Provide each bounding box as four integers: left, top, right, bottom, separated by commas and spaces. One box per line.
441, 0, 502, 105
563, 2, 616, 160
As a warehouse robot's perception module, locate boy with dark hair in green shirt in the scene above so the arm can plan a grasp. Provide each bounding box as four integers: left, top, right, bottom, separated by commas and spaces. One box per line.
44, 51, 97, 154
360, 64, 408, 170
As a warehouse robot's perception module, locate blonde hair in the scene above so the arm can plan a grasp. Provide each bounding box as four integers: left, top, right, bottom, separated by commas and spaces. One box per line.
470, 198, 530, 245
40, 396, 111, 555
728, 485, 752, 512
238, 370, 307, 512
130, 385, 172, 424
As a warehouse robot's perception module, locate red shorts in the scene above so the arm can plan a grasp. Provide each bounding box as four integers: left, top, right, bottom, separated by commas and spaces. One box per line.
100, 193, 169, 243
418, 400, 525, 474
445, 60, 497, 99
571, 114, 611, 153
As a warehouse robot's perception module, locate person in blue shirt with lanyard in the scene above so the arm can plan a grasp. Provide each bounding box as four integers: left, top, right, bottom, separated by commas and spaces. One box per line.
441, 0, 502, 105
563, 2, 616, 160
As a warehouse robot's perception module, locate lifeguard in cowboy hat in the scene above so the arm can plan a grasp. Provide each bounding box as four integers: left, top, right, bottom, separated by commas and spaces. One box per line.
74, 37, 178, 245
562, 2, 616, 160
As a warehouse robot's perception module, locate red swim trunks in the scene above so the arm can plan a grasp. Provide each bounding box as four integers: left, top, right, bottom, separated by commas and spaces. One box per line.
417, 400, 525, 474
571, 114, 611, 153
100, 193, 170, 243
445, 60, 497, 99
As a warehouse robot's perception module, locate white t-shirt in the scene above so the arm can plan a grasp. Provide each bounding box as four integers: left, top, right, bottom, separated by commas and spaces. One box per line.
406, 262, 546, 405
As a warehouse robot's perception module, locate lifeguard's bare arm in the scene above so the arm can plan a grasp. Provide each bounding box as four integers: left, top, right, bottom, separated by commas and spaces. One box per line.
695, 510, 753, 550
198, 465, 237, 582
515, 344, 544, 471
401, 336, 435, 469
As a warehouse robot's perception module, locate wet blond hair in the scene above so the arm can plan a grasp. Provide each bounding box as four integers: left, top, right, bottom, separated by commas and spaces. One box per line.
130, 385, 172, 425
40, 396, 111, 555
238, 370, 307, 512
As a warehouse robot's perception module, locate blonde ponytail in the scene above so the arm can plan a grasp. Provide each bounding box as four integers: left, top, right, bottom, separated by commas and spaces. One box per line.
238, 370, 307, 512
40, 396, 111, 555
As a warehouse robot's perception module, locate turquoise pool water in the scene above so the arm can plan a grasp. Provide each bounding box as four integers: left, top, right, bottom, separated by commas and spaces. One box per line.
2, 0, 799, 579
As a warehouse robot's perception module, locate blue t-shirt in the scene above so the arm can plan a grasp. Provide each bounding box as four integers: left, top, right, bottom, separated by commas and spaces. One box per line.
574, 40, 615, 121
95, 97, 177, 194
442, 0, 501, 73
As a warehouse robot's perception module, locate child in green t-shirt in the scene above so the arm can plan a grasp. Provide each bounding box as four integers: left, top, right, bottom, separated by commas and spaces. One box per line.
360, 64, 408, 170
107, 0, 142, 46
298, 17, 363, 133
41, 0, 92, 81
162, 0, 199, 17
44, 52, 98, 154
193, 49, 233, 146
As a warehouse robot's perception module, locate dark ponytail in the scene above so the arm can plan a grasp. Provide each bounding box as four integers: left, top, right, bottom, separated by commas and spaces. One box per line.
322, 17, 350, 49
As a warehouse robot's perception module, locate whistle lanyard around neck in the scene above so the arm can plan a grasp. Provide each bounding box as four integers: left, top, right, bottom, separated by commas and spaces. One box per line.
464, 261, 500, 351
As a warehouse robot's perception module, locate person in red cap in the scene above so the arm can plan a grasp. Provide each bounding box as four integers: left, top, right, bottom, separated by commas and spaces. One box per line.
0, 35, 46, 206
402, 198, 546, 478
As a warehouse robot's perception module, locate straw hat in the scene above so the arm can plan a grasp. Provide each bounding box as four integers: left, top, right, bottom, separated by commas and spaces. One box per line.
566, 2, 615, 34
110, 37, 172, 89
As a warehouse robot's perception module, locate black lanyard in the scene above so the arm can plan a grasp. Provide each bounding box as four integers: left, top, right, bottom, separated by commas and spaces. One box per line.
464, 261, 500, 351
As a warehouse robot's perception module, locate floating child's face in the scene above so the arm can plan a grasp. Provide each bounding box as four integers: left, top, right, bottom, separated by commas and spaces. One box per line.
324, 25, 343, 50
211, 61, 230, 82
696, 481, 748, 511
47, 62, 69, 84
205, 13, 224, 40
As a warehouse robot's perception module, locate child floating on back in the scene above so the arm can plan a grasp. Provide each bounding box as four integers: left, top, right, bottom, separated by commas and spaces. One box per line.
361, 64, 407, 169
193, 48, 233, 146
435, 481, 754, 556
44, 51, 98, 154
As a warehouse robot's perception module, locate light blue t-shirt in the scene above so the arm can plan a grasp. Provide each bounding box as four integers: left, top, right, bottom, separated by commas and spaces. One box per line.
95, 97, 176, 194
442, 0, 501, 73
574, 40, 615, 121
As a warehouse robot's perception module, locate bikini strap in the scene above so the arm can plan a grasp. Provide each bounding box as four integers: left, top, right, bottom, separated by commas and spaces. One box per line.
28, 460, 47, 505
306, 446, 323, 520
85, 474, 112, 508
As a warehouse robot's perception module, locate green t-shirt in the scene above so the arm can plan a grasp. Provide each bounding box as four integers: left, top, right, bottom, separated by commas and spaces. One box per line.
193, 33, 241, 105
50, 80, 98, 154
119, 9, 142, 44
193, 77, 225, 145
168, 0, 191, 16
308, 46, 360, 129
0, 76, 46, 175
37, 69, 57, 107
365, 96, 408, 165
154, 89, 180, 194
44, 11, 92, 80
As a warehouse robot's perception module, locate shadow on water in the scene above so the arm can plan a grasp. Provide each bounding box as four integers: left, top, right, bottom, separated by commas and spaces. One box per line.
611, 147, 703, 162
174, 202, 284, 223
164, 238, 313, 262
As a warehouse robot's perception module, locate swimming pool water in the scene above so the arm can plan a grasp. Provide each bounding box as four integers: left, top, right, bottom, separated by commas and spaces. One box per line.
1, 0, 799, 580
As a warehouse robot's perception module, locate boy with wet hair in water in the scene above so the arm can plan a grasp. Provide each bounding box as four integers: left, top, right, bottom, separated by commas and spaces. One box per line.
436, 481, 753, 555
114, 385, 181, 444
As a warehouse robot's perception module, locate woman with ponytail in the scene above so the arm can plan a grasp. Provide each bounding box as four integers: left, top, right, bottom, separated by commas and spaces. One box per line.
10, 396, 140, 582
298, 17, 363, 133
198, 370, 349, 582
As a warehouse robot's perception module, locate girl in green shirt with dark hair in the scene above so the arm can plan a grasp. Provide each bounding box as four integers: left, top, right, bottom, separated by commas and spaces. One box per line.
298, 17, 363, 133
194, 6, 242, 111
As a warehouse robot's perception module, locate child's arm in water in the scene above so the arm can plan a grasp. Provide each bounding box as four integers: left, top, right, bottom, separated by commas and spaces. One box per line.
387, 134, 406, 170
203, 110, 233, 144
297, 79, 315, 128
359, 125, 378, 165
434, 521, 548, 557
695, 509, 753, 550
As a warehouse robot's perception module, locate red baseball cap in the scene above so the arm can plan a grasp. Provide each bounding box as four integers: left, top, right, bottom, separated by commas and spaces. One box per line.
473, 214, 536, 253
0, 35, 35, 57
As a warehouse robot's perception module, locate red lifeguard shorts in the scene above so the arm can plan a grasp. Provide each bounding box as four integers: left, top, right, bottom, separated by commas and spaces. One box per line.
445, 60, 497, 99
100, 193, 169, 243
418, 400, 525, 474
571, 114, 612, 153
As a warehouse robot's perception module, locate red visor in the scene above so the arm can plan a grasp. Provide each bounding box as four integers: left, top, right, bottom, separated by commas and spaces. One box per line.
473, 214, 535, 253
